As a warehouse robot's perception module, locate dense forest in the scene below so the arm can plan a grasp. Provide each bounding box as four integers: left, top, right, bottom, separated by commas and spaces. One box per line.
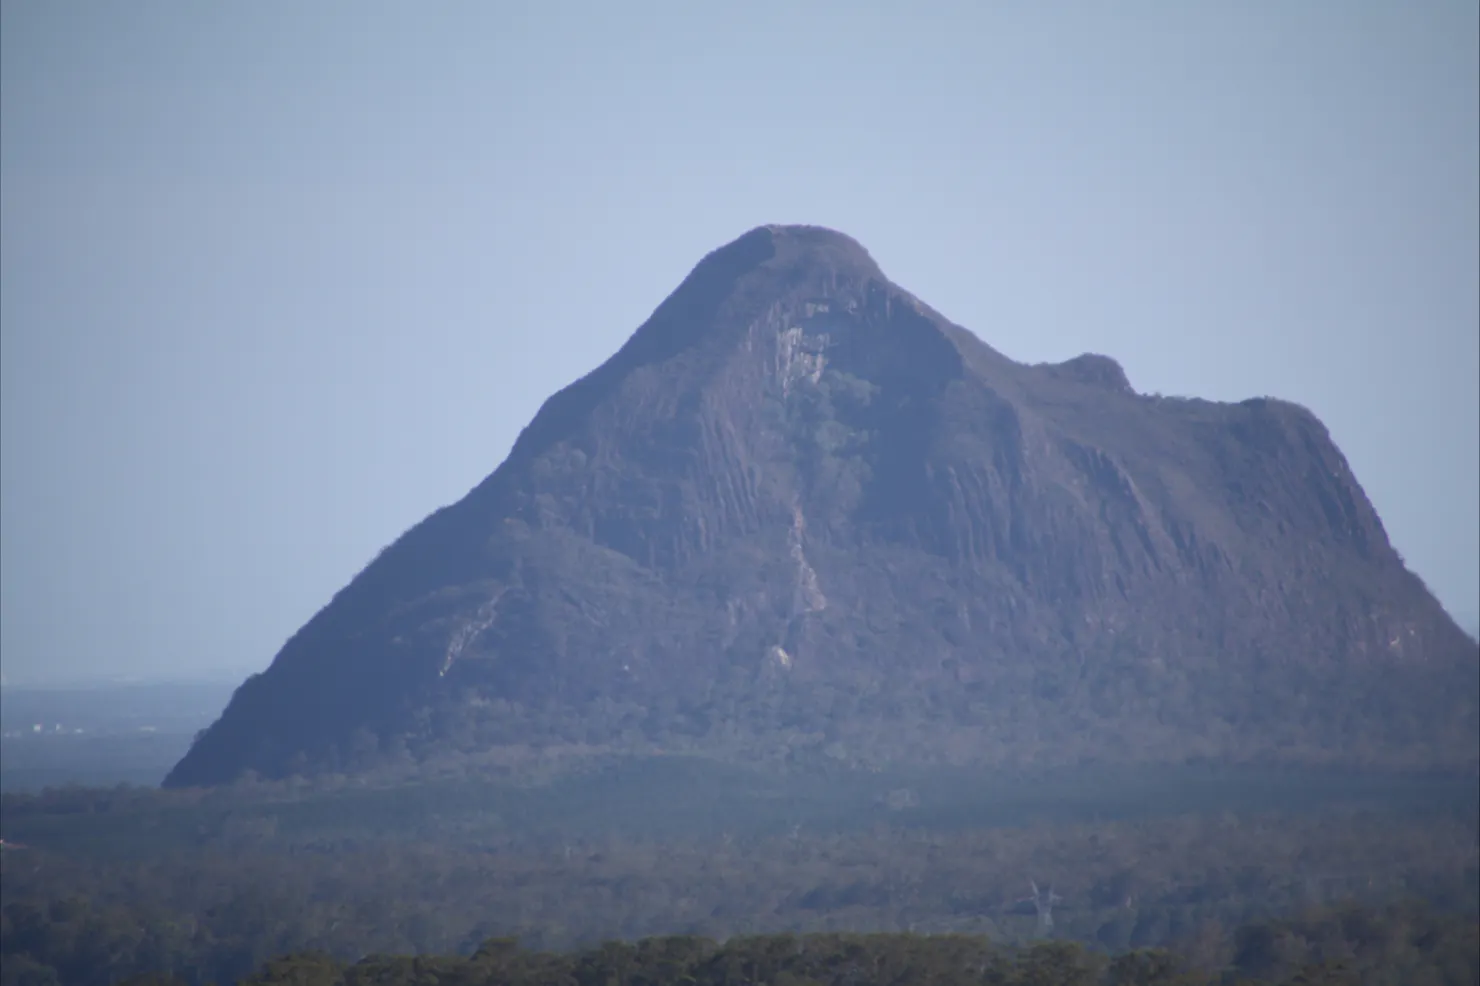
2, 759, 1476, 985
7, 902, 1479, 985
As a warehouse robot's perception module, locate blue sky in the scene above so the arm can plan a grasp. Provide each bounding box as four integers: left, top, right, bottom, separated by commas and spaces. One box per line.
2, 2, 1476, 684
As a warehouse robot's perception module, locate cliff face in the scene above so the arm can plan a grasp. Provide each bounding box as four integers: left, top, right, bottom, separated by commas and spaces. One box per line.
166, 225, 1478, 787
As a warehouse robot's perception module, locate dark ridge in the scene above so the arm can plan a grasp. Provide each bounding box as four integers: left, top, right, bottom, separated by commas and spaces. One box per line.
499, 228, 777, 471
1042, 353, 1134, 393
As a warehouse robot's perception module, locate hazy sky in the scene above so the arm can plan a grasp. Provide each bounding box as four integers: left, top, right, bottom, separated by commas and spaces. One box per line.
2, 2, 1476, 685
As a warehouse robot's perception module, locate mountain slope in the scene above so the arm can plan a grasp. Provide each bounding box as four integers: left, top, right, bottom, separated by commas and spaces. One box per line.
166, 225, 1478, 786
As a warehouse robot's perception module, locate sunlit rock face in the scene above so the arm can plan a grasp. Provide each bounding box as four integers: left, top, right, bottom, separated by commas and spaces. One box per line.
165, 225, 1479, 787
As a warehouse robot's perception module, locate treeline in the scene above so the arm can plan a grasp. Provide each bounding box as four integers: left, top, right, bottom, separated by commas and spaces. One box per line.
16, 903, 1478, 986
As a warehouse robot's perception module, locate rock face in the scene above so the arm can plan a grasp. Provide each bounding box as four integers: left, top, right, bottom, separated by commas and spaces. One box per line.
166, 225, 1478, 787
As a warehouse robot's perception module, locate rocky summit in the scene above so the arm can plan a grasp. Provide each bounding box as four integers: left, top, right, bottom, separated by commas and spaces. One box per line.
166, 225, 1478, 787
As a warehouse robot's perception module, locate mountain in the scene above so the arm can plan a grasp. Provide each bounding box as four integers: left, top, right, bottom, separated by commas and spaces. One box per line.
165, 225, 1478, 787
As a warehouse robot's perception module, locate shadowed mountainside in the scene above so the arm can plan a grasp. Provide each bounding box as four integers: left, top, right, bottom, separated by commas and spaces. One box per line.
167, 225, 1478, 786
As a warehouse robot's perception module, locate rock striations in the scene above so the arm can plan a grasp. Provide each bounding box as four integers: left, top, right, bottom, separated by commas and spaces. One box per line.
166, 225, 1478, 786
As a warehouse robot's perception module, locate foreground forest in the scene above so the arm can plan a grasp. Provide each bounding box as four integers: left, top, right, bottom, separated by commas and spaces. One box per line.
202, 906, 1480, 985
2, 758, 1476, 985
8, 903, 1479, 985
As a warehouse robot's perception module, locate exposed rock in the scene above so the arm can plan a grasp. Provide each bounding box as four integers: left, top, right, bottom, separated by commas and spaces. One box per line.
165, 225, 1479, 787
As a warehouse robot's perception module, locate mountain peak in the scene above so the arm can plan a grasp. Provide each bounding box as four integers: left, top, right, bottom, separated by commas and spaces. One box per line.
667, 224, 886, 312
498, 226, 894, 471
756, 223, 884, 275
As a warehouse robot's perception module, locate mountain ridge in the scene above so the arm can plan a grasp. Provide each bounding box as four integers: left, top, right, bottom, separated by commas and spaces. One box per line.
166, 225, 1478, 787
